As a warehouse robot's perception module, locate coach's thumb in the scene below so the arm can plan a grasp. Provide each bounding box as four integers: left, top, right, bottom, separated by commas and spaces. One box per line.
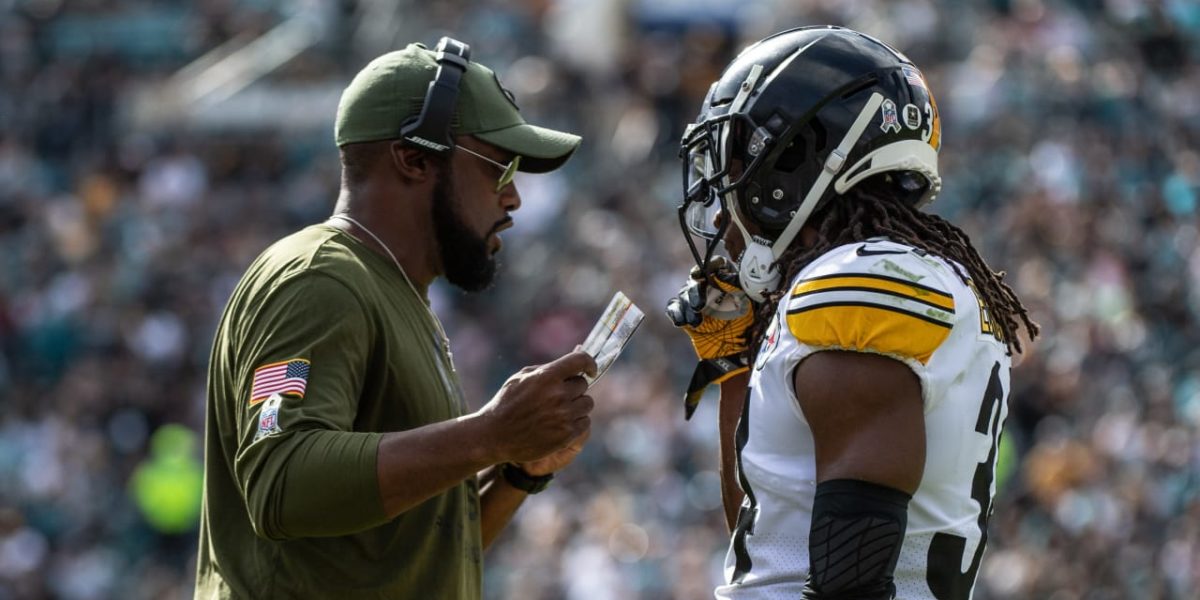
546, 348, 598, 379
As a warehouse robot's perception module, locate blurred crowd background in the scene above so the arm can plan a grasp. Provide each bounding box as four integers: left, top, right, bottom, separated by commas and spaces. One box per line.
1, 0, 1199, 598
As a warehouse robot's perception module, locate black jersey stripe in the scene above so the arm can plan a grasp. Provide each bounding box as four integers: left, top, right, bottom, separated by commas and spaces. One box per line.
799, 272, 952, 301
730, 386, 757, 584
791, 286, 956, 313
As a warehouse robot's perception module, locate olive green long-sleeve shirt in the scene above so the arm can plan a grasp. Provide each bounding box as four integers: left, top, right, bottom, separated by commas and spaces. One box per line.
196, 224, 481, 599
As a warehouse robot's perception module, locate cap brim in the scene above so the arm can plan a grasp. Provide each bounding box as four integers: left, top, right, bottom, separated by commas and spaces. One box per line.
474, 123, 581, 174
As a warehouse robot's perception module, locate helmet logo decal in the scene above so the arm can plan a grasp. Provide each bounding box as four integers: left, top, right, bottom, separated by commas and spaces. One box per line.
904, 104, 922, 130
880, 99, 902, 134
902, 64, 942, 150
903, 66, 926, 89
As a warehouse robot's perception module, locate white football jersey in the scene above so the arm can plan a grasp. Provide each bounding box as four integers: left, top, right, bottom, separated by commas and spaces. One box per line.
716, 238, 1012, 600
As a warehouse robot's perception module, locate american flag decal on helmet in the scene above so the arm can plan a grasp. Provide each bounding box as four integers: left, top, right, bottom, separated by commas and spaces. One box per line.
903, 66, 926, 89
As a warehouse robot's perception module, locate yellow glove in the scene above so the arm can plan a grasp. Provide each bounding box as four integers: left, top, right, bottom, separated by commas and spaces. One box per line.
666, 257, 754, 419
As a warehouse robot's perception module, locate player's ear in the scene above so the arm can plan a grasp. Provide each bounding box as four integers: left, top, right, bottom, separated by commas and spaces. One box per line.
389, 141, 434, 183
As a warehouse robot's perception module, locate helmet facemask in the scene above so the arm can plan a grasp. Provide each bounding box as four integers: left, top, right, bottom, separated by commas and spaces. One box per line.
678, 110, 770, 292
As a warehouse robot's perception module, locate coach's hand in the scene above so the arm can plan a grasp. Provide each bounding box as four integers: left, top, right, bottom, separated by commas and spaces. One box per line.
518, 428, 590, 476
477, 350, 597, 468
666, 257, 754, 419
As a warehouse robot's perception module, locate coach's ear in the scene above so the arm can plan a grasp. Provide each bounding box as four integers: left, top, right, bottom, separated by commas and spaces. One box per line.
389, 142, 436, 184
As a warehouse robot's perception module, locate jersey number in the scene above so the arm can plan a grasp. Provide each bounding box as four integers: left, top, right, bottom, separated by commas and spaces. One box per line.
926, 361, 1005, 599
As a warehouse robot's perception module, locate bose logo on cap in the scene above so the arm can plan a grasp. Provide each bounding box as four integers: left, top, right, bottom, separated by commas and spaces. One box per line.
406, 136, 450, 152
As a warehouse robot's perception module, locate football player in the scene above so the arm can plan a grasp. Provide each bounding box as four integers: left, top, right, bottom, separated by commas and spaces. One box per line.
667, 27, 1039, 599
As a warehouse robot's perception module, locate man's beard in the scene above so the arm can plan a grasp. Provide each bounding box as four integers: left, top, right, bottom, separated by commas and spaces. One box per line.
432, 169, 500, 292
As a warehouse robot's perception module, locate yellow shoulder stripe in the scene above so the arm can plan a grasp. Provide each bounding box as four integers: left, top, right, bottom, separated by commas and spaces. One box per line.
786, 303, 952, 364
792, 274, 954, 312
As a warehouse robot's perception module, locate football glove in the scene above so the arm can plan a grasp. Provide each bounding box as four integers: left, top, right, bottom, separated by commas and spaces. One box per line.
666, 257, 754, 419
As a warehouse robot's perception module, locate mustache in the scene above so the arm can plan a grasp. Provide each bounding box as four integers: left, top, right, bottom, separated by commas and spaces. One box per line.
489, 217, 513, 235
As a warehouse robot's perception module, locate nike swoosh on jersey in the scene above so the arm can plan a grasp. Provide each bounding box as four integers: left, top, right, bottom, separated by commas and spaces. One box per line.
856, 244, 908, 256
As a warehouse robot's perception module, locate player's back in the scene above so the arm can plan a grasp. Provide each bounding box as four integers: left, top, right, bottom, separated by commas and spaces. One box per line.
717, 238, 1011, 599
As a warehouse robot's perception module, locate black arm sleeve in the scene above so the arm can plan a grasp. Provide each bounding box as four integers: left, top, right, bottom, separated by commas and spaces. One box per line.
802, 479, 912, 600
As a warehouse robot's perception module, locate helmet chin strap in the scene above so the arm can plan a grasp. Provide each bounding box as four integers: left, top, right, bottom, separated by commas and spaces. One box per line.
734, 92, 886, 302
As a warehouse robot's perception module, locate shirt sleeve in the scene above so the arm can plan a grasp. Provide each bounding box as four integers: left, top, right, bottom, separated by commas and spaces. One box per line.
230, 272, 388, 541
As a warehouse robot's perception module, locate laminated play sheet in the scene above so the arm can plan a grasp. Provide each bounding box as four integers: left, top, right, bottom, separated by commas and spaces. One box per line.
581, 292, 644, 387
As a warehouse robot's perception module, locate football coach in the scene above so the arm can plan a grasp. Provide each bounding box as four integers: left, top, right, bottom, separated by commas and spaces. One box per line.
195, 38, 596, 599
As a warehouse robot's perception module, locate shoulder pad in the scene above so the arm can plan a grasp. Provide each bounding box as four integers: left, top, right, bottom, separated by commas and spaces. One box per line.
784, 241, 957, 364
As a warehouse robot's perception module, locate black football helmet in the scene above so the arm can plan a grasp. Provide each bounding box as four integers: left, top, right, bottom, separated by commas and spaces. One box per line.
679, 26, 942, 301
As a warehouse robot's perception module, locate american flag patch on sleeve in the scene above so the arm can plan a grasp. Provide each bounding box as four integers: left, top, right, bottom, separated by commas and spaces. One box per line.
249, 359, 310, 405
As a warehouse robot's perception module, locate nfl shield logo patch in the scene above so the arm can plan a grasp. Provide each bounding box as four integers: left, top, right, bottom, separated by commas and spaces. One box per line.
254, 394, 284, 442
880, 99, 902, 134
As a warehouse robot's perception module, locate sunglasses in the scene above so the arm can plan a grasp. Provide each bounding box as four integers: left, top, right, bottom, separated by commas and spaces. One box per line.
456, 146, 521, 192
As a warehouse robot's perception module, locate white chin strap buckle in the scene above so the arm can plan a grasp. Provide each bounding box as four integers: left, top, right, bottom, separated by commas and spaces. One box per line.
738, 241, 782, 302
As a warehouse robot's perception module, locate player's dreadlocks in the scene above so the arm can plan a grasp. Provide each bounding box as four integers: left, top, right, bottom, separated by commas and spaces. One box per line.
746, 177, 1040, 358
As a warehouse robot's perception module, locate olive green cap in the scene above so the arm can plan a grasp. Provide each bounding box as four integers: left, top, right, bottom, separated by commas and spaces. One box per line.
335, 43, 581, 173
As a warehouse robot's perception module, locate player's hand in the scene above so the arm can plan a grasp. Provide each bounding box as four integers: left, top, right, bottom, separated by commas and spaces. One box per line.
476, 350, 597, 466
666, 256, 754, 360
665, 257, 754, 419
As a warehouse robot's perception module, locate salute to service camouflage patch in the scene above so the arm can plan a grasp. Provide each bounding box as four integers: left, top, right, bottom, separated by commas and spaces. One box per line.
249, 358, 310, 405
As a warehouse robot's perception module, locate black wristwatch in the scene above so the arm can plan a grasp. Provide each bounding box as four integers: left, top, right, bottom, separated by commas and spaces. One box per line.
500, 463, 554, 494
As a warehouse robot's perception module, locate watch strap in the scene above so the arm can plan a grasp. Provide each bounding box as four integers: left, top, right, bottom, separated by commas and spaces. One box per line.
501, 463, 554, 494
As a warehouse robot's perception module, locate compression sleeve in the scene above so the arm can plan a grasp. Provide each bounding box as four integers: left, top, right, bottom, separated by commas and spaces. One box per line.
802, 479, 912, 600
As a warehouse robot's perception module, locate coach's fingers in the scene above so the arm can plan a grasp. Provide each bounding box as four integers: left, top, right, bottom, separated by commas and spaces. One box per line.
572, 394, 595, 416
543, 349, 598, 379
561, 375, 589, 399
569, 422, 592, 446
571, 415, 592, 438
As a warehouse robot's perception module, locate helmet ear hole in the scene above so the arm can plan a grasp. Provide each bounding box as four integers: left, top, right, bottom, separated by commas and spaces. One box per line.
773, 118, 827, 174
773, 140, 806, 173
